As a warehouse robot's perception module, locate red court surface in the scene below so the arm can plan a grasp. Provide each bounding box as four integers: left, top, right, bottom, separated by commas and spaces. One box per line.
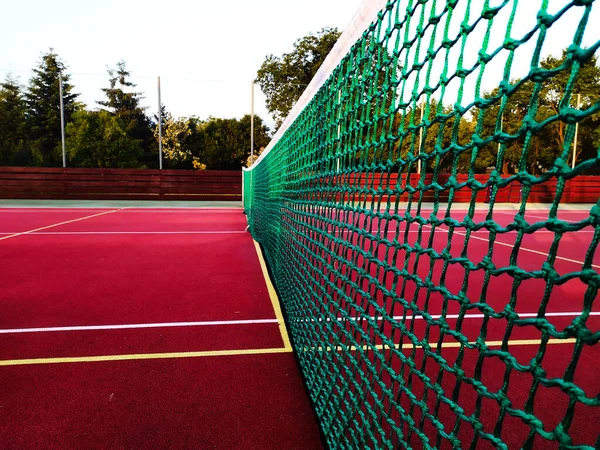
0, 207, 323, 449
1, 206, 598, 448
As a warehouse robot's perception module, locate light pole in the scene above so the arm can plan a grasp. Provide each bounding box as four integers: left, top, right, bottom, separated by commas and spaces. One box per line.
59, 73, 66, 168
158, 76, 163, 170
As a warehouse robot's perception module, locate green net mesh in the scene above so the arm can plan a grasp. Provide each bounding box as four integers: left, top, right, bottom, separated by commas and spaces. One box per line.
244, 0, 599, 448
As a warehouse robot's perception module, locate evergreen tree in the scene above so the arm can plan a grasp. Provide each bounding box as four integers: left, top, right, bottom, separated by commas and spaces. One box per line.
25, 50, 78, 166
0, 74, 29, 165
98, 61, 156, 166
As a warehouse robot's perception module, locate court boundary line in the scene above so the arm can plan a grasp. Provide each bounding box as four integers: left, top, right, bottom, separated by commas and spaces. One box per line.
311, 338, 577, 352
0, 209, 122, 242
0, 318, 280, 334
253, 239, 292, 350
2, 311, 596, 334
0, 231, 248, 235
0, 347, 293, 367
429, 225, 599, 269
495, 211, 582, 223
0, 338, 578, 367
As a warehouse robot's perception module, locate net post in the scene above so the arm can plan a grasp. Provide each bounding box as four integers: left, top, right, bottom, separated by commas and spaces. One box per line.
158, 76, 163, 170
59, 73, 66, 168
251, 80, 255, 163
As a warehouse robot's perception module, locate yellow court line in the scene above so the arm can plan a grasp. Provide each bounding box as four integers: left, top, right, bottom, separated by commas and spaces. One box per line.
0, 208, 122, 242
309, 338, 577, 352
0, 347, 292, 367
253, 239, 293, 350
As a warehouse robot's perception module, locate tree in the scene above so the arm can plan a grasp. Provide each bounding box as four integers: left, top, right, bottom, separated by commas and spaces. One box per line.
0, 74, 29, 165
65, 109, 143, 168
25, 50, 78, 166
256, 27, 340, 128
470, 49, 600, 175
153, 111, 206, 170
98, 61, 156, 165
203, 115, 270, 170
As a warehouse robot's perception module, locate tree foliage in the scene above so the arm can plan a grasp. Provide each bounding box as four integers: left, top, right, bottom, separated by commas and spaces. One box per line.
98, 61, 156, 164
25, 50, 78, 166
0, 75, 28, 165
197, 114, 270, 170
469, 50, 600, 174
256, 27, 340, 128
66, 110, 143, 168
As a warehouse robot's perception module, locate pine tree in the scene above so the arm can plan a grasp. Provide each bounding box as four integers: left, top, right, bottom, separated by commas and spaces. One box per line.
25, 50, 78, 166
98, 61, 155, 165
0, 74, 29, 165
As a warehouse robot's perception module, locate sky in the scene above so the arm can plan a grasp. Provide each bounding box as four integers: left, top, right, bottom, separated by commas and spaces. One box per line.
0, 0, 364, 132
0, 0, 597, 134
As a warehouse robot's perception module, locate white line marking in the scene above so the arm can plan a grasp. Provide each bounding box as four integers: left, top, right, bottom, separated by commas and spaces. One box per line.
0, 209, 121, 242
6, 312, 595, 334
389, 311, 600, 321
0, 231, 247, 235
428, 225, 599, 269
495, 211, 584, 223
0, 319, 280, 334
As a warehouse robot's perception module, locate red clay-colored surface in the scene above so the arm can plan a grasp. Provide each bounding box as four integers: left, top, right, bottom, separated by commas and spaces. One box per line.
0, 206, 596, 448
0, 207, 323, 450
0, 354, 321, 450
0, 233, 275, 327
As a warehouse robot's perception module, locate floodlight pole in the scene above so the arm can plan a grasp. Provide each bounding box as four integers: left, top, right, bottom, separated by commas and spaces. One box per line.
158, 77, 163, 170
251, 81, 255, 163
59, 73, 66, 168
417, 98, 424, 174
572, 93, 581, 169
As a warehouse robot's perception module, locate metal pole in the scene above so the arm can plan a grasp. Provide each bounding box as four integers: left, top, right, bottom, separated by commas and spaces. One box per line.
417, 98, 424, 174
158, 76, 163, 170
572, 93, 581, 169
59, 73, 66, 168
250, 81, 254, 164
337, 89, 341, 172
497, 114, 503, 158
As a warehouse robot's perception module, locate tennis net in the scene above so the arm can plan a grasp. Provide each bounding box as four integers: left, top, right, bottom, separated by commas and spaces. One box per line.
244, 0, 599, 448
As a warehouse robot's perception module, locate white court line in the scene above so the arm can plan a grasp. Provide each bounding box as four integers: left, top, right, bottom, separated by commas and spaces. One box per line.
2, 229, 591, 236
323, 229, 593, 234
389, 311, 599, 321
427, 225, 600, 269
0, 318, 280, 334
495, 211, 583, 223
0, 231, 247, 235
2, 312, 596, 334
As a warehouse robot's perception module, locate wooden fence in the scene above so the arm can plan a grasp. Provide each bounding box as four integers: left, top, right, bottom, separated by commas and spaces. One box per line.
0, 167, 597, 203
0, 167, 242, 201
333, 173, 599, 204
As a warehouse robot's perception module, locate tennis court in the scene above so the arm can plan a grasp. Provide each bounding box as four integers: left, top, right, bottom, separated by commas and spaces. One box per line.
0, 204, 322, 449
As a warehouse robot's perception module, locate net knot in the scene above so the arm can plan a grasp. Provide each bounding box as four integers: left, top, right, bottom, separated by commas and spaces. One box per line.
502, 39, 518, 52
580, 269, 600, 288
531, 363, 547, 380
553, 157, 571, 174
513, 214, 530, 230
588, 204, 600, 224
536, 10, 554, 28
481, 6, 500, 20
572, 0, 594, 6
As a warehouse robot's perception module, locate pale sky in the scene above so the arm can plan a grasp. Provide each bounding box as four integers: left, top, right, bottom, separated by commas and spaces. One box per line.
0, 0, 364, 132
0, 0, 597, 134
